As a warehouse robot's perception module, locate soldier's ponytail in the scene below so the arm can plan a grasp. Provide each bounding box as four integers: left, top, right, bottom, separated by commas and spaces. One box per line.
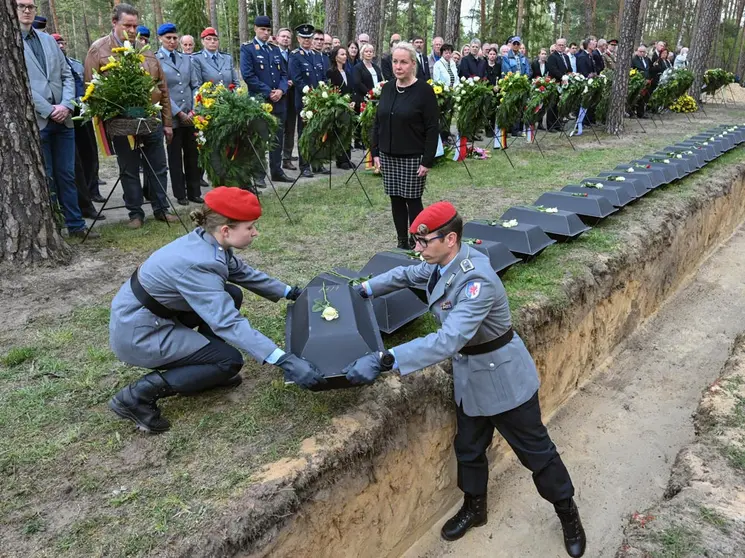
189, 205, 239, 231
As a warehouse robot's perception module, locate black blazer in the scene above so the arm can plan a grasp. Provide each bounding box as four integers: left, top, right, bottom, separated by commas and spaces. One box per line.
546, 51, 570, 81
381, 53, 394, 81
575, 50, 595, 77
632, 55, 651, 79
415, 52, 431, 80
485, 62, 501, 86
459, 54, 486, 78
650, 58, 672, 85
326, 67, 354, 96
353, 62, 384, 102
531, 60, 549, 78
592, 49, 605, 72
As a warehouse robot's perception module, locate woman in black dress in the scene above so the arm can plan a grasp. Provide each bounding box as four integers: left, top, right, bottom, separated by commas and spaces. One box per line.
372, 41, 439, 249
326, 46, 355, 170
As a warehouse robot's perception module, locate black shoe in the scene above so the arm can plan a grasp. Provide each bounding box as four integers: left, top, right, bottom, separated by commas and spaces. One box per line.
82, 209, 106, 220
108, 372, 175, 433
555, 499, 586, 557
336, 162, 353, 170
97, 179, 108, 186
440, 495, 488, 541
254, 177, 267, 189
188, 196, 204, 204
538, 124, 546, 130
177, 198, 189, 206
200, 178, 210, 188
313, 166, 331, 174
282, 160, 297, 171
548, 128, 559, 133
69, 227, 101, 239
300, 168, 314, 178
473, 135, 483, 141
396, 236, 409, 250
222, 374, 243, 388
290, 155, 299, 161
91, 194, 106, 203
271, 173, 294, 183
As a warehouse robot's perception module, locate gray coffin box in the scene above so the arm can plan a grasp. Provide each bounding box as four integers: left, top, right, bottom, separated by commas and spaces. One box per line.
581, 177, 646, 198
689, 134, 729, 154
633, 159, 683, 182
597, 171, 653, 192
612, 165, 665, 188
712, 125, 745, 144
661, 147, 705, 169
532, 191, 617, 226
701, 130, 736, 150
650, 152, 697, 174
500, 206, 591, 242
361, 250, 428, 305
562, 184, 633, 207
462, 221, 556, 261
461, 238, 522, 274
674, 141, 718, 161
285, 280, 384, 391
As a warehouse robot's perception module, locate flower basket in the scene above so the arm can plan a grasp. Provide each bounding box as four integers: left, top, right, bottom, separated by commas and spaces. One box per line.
105, 116, 161, 137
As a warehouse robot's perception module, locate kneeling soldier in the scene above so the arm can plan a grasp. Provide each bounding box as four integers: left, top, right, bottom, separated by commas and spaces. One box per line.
343, 201, 586, 557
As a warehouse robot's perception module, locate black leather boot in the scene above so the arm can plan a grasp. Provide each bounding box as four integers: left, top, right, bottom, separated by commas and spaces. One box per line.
109, 372, 175, 433
397, 235, 410, 250
440, 494, 488, 541
555, 499, 586, 557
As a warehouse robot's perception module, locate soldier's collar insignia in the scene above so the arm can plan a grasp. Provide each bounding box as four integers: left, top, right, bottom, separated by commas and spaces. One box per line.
255, 43, 260, 50
460, 258, 474, 273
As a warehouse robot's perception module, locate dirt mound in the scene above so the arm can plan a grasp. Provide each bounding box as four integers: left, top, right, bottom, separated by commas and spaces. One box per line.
616, 334, 745, 558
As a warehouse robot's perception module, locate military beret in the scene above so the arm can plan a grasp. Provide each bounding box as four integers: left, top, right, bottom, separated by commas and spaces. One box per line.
205, 187, 262, 222
51, 33, 63, 41
410, 201, 457, 235
254, 15, 271, 27
136, 25, 151, 37
157, 22, 177, 36
294, 23, 315, 38
32, 15, 46, 29
201, 27, 218, 39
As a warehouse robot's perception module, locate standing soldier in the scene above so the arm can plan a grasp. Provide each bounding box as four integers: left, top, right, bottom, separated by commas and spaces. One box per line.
108, 187, 326, 433
344, 201, 586, 558
312, 28, 330, 77
192, 27, 240, 88
240, 15, 293, 188
156, 23, 203, 206
289, 24, 328, 178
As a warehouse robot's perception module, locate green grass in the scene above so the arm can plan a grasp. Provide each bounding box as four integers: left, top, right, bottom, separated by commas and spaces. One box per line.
652, 524, 701, 557
699, 506, 730, 533
4, 107, 745, 556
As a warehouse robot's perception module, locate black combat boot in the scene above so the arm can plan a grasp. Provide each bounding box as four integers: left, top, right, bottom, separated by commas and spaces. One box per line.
555, 499, 586, 557
109, 372, 175, 433
440, 494, 488, 541
397, 235, 410, 250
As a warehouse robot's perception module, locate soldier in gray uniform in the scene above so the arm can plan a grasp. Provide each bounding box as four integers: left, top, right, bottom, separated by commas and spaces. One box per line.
344, 201, 586, 558
156, 23, 203, 205
191, 26, 240, 88
109, 187, 325, 434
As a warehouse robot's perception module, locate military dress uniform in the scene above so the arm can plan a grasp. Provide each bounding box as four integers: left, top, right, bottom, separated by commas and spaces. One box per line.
240, 17, 289, 182
346, 202, 586, 557
192, 49, 241, 88
156, 25, 202, 203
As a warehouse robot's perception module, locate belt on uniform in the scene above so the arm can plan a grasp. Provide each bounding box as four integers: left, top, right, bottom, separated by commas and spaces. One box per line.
459, 327, 514, 356
130, 268, 179, 319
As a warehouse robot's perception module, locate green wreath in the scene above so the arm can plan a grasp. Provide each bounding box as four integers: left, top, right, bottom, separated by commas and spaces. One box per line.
298, 83, 356, 167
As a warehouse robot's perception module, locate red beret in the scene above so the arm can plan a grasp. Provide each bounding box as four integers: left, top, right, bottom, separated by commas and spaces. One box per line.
201, 27, 218, 39
204, 187, 262, 221
409, 201, 458, 234
52, 33, 63, 41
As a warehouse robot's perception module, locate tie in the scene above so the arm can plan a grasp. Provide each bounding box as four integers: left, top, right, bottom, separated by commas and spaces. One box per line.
211, 54, 219, 68
562, 54, 568, 69
428, 267, 441, 295
170, 52, 176, 65
445, 62, 455, 86
282, 50, 288, 63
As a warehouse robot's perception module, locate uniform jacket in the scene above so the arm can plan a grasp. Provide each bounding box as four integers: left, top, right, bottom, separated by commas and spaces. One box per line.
84, 33, 173, 127
289, 48, 323, 109
191, 49, 240, 88
23, 28, 75, 130
110, 228, 289, 369
381, 53, 394, 81
415, 51, 431, 80
367, 244, 540, 417
156, 47, 198, 128
66, 57, 85, 101
312, 50, 330, 80
603, 50, 617, 70
546, 51, 571, 81
240, 38, 288, 115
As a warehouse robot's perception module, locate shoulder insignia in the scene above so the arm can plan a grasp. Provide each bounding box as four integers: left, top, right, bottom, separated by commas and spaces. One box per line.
255, 43, 260, 50
465, 281, 482, 299
460, 259, 474, 273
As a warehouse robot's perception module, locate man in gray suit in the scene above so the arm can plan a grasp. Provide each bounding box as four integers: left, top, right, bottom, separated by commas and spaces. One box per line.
191, 26, 240, 88
18, 0, 97, 238
344, 201, 586, 558
156, 23, 202, 205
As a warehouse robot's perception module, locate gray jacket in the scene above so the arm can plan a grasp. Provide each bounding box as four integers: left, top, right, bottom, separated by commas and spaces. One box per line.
110, 228, 289, 369
22, 28, 75, 130
367, 244, 540, 417
191, 49, 240, 88
156, 47, 198, 128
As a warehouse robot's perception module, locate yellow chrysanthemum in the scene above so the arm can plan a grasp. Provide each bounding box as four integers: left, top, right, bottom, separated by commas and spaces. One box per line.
433, 85, 443, 95
138, 54, 145, 63
81, 83, 95, 102
262, 103, 273, 113
112, 47, 127, 53
202, 98, 215, 108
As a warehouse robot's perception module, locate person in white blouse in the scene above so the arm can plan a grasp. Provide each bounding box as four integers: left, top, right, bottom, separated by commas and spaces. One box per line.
674, 47, 688, 69
432, 43, 458, 87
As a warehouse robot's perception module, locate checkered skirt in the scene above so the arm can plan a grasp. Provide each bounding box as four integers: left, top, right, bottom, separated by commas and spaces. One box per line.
379, 153, 426, 198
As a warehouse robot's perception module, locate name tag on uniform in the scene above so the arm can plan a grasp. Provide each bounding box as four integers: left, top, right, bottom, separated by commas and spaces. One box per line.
441, 301, 453, 310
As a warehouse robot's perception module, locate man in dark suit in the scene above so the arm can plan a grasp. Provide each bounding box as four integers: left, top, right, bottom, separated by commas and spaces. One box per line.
381, 33, 401, 81
632, 44, 652, 118
276, 27, 297, 171
240, 15, 292, 186
546, 38, 571, 132
459, 38, 487, 78
650, 41, 666, 64
591, 37, 605, 73
575, 40, 596, 77
412, 35, 431, 80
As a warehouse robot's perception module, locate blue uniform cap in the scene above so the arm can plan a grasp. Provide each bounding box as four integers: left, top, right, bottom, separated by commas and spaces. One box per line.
32, 15, 47, 29
157, 22, 177, 36
509, 36, 522, 44
294, 23, 315, 38
137, 25, 151, 38
254, 15, 271, 27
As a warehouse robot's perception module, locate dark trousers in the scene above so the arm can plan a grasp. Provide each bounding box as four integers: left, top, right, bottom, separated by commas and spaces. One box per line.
296, 111, 309, 171
454, 391, 575, 503
167, 125, 201, 200
283, 88, 296, 161
112, 127, 170, 221
390, 195, 424, 239
259, 111, 285, 179
75, 120, 101, 198
158, 284, 244, 394
546, 100, 560, 131
74, 144, 95, 213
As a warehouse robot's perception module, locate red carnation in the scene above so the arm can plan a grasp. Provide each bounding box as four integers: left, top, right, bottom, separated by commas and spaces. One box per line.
360, 102, 367, 111
369, 89, 374, 96
475, 239, 482, 244
228, 83, 236, 91
539, 86, 546, 92
646, 164, 651, 168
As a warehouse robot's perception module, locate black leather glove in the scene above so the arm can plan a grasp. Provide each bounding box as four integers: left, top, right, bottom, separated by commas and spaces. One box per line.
286, 286, 303, 301
343, 351, 394, 385
353, 283, 369, 298
276, 353, 326, 389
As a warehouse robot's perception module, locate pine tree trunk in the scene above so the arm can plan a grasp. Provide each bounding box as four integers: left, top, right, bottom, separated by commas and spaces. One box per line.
726, 0, 745, 70
272, 0, 280, 34
325, 0, 340, 37
152, 0, 164, 28
584, 0, 593, 35
516, 0, 525, 36
480, 0, 486, 36
48, 0, 59, 32
492, 0, 501, 39
378, 0, 387, 55
237, 0, 247, 44
688, 0, 723, 101
634, 0, 648, 47
606, 0, 643, 135
208, 0, 219, 31
435, 0, 446, 37
82, 12, 91, 48
445, 0, 461, 46
339, 0, 351, 43
0, 0, 70, 265
356, 0, 380, 51
407, 0, 415, 40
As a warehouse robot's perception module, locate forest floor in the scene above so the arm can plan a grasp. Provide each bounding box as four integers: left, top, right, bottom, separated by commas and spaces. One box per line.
2, 100, 745, 557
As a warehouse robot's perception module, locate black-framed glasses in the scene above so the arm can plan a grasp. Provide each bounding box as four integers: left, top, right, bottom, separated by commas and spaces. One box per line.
17, 4, 37, 11
413, 233, 444, 248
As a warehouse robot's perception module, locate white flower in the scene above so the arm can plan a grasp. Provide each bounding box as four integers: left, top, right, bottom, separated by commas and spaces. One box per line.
319, 81, 327, 89
583, 86, 588, 94
305, 111, 313, 120
501, 219, 518, 228
444, 85, 450, 91
153, 102, 162, 111
123, 40, 133, 50
703, 141, 709, 145
321, 306, 339, 321
562, 75, 569, 83
686, 150, 693, 154
460, 76, 466, 82
467, 78, 474, 85
473, 76, 480, 82
545, 207, 558, 213
676, 154, 683, 158
663, 159, 670, 164
627, 167, 634, 172
321, 92, 328, 98
588, 78, 594, 85
302, 85, 310, 94
613, 176, 626, 181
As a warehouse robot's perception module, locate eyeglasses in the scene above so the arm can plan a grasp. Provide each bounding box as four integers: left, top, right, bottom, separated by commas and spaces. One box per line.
413, 233, 444, 248
17, 4, 37, 12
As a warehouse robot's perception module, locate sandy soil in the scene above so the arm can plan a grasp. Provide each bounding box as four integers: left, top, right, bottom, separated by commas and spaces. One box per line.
403, 224, 745, 558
